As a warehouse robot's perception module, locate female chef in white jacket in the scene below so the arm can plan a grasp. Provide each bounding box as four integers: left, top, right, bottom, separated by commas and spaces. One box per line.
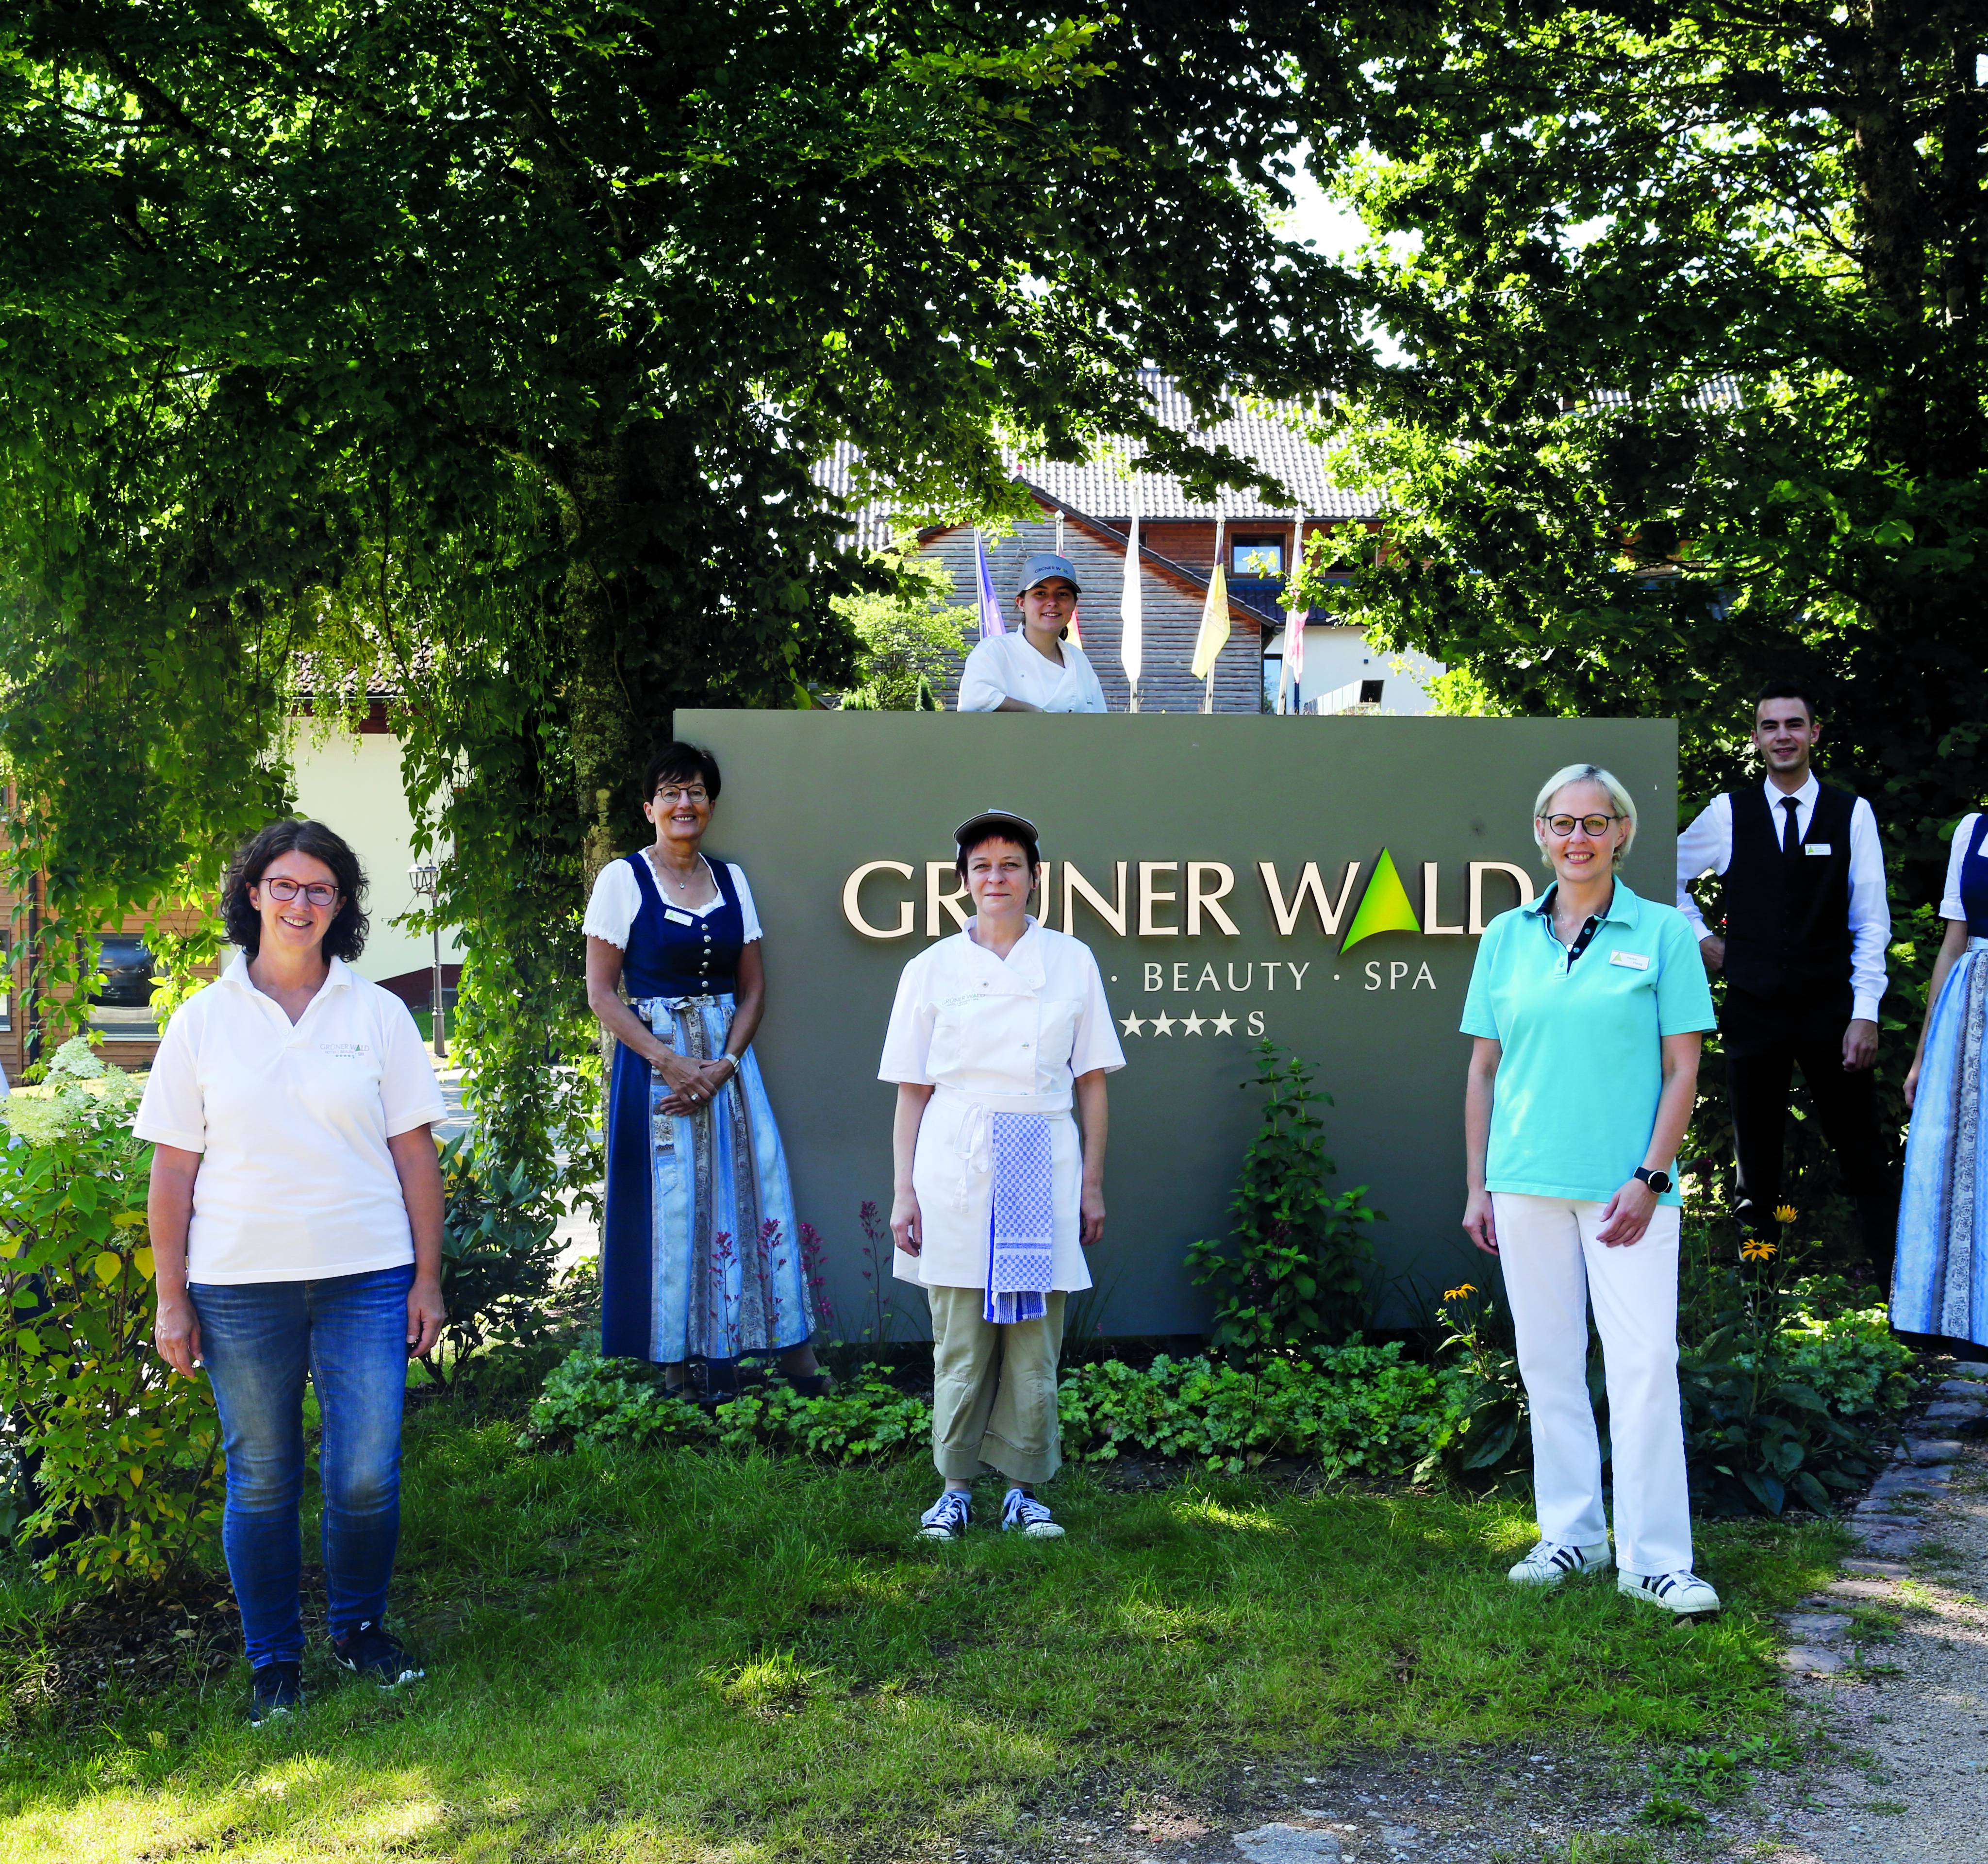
882, 809, 1123, 1539
955, 553, 1109, 714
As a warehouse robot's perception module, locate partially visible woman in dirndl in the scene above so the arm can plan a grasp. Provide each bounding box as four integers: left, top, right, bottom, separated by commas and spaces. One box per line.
1895, 809, 1988, 1351
584, 742, 820, 1402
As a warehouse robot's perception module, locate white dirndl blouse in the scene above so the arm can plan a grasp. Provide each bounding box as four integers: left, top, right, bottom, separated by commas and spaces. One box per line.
878, 918, 1124, 1291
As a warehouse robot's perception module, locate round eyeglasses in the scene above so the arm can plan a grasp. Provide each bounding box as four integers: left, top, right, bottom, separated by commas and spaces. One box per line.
261, 878, 339, 907
1541, 813, 1627, 837
653, 786, 710, 807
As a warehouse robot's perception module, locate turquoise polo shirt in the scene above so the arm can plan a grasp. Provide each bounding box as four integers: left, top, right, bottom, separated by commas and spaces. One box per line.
1459, 880, 1716, 1206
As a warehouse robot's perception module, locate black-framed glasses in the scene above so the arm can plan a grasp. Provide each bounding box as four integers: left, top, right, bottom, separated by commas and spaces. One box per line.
260, 878, 339, 907
1542, 813, 1626, 837
653, 785, 710, 807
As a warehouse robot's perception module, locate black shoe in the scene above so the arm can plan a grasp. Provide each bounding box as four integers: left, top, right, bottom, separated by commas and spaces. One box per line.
784, 1373, 831, 1398
329, 1620, 423, 1688
249, 1660, 304, 1726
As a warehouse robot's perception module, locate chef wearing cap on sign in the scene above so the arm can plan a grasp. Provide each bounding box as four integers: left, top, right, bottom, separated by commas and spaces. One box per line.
955, 552, 1109, 713
880, 810, 1124, 1542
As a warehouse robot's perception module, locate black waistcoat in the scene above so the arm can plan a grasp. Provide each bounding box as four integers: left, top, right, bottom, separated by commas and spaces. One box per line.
1720, 783, 1855, 1003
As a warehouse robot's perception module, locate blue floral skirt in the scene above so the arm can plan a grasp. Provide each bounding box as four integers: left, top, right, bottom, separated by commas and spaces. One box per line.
600, 993, 814, 1364
1894, 939, 1988, 1347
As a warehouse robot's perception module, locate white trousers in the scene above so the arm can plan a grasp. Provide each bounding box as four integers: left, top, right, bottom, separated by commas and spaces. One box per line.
1492, 1193, 1693, 1577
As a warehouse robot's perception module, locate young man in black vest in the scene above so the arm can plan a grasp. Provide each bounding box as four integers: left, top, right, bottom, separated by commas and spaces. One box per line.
1675, 679, 1896, 1282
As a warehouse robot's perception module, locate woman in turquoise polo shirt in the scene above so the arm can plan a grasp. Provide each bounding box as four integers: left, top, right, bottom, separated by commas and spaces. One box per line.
1460, 763, 1721, 1616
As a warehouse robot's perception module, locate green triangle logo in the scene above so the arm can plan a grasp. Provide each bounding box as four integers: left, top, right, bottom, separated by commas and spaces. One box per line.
1340, 849, 1421, 951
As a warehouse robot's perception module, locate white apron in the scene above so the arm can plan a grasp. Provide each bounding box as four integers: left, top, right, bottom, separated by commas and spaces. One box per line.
878, 919, 1125, 1291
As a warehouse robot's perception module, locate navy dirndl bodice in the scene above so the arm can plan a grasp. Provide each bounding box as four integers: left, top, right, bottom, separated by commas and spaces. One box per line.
1962, 814, 1988, 937
619, 851, 747, 998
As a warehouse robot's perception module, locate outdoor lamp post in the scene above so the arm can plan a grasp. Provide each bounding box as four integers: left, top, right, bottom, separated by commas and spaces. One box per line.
407, 861, 447, 1060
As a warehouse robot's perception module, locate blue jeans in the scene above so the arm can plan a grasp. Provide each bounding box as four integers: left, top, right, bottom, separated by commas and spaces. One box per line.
191, 1265, 413, 1669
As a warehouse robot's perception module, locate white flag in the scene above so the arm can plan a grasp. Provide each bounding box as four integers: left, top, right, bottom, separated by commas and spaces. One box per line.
1284, 510, 1309, 687
1119, 491, 1143, 701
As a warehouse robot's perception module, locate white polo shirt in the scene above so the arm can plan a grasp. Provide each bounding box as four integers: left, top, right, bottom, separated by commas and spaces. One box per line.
134, 952, 448, 1284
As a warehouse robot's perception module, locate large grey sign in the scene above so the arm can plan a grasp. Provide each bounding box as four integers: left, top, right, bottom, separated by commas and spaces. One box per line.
676, 711, 1678, 1335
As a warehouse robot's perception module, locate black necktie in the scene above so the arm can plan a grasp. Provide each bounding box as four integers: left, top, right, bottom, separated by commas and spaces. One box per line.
1781, 795, 1801, 856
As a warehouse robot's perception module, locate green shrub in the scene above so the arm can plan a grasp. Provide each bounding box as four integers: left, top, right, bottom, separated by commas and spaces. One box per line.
525, 1348, 928, 1459
527, 1341, 1467, 1479
428, 1132, 563, 1387
1186, 1044, 1378, 1358
0, 1040, 222, 1588
1057, 1344, 1471, 1477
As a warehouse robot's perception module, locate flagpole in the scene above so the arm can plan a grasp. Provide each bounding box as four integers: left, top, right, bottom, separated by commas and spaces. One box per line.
1280, 508, 1309, 714
1201, 513, 1224, 715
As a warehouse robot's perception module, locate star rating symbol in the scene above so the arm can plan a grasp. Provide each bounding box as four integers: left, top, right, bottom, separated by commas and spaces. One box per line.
1119, 1010, 1145, 1036
1212, 1012, 1237, 1035
1149, 1011, 1176, 1035
1181, 1013, 1206, 1035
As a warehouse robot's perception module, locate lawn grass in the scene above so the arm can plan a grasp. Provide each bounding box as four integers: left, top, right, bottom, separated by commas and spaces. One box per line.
0, 1403, 1849, 1863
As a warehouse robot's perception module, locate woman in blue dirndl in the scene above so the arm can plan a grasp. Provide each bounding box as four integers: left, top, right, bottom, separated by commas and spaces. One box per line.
1895, 808, 1988, 1351
584, 742, 820, 1401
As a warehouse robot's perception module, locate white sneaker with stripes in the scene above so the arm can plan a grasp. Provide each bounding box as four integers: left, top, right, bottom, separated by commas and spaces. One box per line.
1619, 1569, 1722, 1615
1507, 1539, 1612, 1586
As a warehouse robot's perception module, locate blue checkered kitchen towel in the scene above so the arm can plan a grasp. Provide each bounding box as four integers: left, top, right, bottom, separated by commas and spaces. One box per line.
985, 1112, 1055, 1324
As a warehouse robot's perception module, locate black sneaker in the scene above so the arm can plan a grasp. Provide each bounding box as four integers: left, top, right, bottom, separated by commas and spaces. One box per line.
249, 1660, 303, 1726
330, 1620, 424, 1688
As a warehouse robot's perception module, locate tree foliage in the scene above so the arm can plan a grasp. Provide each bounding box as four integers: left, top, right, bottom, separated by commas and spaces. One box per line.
0, 2, 1366, 1180
1291, 0, 1988, 894
831, 552, 969, 711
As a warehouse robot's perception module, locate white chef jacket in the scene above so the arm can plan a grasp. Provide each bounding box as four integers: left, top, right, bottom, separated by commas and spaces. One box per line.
1674, 773, 1890, 1022
956, 630, 1109, 714
879, 917, 1124, 1290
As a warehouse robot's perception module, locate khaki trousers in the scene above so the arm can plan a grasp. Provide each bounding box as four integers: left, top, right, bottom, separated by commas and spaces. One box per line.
925, 1285, 1066, 1485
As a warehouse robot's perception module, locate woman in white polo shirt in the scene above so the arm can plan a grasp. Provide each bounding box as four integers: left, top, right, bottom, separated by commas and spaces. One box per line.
139, 820, 447, 1726
1459, 765, 1720, 1616
955, 553, 1109, 713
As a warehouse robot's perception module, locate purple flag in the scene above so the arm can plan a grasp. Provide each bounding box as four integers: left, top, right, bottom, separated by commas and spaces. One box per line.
974, 531, 1004, 639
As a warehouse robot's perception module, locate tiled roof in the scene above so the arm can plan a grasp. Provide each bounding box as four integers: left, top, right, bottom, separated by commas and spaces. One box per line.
290, 646, 435, 700
1580, 376, 1742, 411
1016, 371, 1372, 521
817, 371, 1373, 548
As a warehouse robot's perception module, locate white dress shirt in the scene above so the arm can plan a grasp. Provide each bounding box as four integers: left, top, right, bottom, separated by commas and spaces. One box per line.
956, 630, 1108, 713
878, 917, 1124, 1290
1673, 773, 1889, 1021
133, 953, 448, 1282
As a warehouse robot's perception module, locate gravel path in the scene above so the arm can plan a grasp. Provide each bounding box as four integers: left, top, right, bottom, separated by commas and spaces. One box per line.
1757, 1361, 1988, 1864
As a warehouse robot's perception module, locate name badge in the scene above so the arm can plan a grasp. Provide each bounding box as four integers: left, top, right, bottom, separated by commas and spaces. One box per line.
1805, 843, 1832, 856
1608, 949, 1650, 971
663, 908, 695, 925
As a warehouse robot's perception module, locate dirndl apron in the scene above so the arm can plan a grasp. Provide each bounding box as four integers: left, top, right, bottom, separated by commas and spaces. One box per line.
1894, 812, 1988, 1346
598, 852, 814, 1364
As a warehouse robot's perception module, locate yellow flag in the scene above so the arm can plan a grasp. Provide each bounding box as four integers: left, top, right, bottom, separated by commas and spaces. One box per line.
1190, 559, 1230, 679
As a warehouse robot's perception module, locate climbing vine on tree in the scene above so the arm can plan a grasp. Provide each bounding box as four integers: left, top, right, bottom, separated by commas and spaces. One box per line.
0, 3, 1369, 1183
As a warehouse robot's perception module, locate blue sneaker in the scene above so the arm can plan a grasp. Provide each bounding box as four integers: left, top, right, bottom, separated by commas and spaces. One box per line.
249, 1660, 303, 1726
918, 1489, 971, 1540
1001, 1487, 1065, 1538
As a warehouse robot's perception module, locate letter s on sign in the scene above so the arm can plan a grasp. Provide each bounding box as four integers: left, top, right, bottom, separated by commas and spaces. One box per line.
842, 861, 915, 938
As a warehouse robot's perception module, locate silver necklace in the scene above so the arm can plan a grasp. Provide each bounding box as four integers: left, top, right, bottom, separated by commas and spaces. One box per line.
652, 849, 708, 893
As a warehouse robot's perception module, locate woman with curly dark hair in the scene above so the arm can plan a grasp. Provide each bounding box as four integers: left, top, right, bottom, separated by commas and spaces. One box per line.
137, 819, 447, 1726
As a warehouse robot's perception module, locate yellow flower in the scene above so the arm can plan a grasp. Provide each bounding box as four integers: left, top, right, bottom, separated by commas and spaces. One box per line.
1773, 1204, 1798, 1225
1443, 1283, 1477, 1301
1741, 1238, 1777, 1262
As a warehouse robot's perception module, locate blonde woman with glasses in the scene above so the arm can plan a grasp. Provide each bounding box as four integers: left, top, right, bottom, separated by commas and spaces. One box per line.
1458, 765, 1722, 1616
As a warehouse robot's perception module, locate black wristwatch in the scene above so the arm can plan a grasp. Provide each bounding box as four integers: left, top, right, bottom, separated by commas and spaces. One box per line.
1633, 1165, 1673, 1195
